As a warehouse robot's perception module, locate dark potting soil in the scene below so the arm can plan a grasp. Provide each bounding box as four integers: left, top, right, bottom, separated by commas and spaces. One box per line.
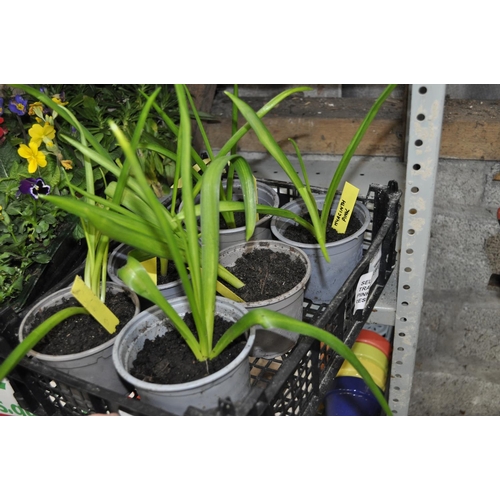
218, 186, 252, 229
223, 248, 306, 302
156, 259, 180, 286
219, 211, 247, 229
283, 210, 363, 244
30, 291, 136, 355
130, 313, 247, 385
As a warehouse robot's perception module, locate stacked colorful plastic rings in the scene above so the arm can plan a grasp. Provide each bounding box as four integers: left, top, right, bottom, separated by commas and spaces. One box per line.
325, 329, 392, 416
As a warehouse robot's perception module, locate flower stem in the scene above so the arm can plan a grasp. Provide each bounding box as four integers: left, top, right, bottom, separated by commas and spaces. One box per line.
16, 115, 28, 144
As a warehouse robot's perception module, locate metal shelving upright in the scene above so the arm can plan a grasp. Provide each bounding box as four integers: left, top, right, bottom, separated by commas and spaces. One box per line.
386, 84, 445, 415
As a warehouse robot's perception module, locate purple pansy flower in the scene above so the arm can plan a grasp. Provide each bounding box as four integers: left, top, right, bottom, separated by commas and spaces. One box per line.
9, 95, 28, 116
17, 178, 51, 200
0, 97, 4, 115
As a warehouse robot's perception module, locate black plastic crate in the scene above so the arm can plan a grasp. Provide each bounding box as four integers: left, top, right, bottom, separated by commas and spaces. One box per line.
0, 180, 401, 416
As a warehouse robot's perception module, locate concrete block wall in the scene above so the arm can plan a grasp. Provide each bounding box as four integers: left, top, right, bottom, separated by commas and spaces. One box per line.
408, 159, 500, 415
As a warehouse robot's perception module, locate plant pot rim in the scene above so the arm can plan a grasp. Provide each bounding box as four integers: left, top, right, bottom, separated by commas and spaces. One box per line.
112, 296, 256, 394
108, 242, 183, 290
182, 179, 280, 235
18, 281, 140, 362
219, 240, 311, 308
218, 179, 280, 234
271, 195, 370, 249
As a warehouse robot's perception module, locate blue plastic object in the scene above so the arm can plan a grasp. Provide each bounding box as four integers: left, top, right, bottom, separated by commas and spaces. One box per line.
324, 376, 382, 416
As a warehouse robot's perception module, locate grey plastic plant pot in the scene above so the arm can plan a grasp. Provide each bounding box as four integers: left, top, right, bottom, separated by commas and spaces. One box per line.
219, 240, 311, 359
184, 180, 280, 251
112, 297, 256, 415
270, 194, 370, 304
18, 282, 141, 397
108, 243, 184, 301
218, 180, 280, 250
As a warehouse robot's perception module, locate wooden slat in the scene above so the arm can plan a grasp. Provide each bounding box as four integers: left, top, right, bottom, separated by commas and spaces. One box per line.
187, 84, 217, 112
206, 115, 403, 157
440, 99, 500, 160
205, 94, 405, 158
204, 92, 500, 161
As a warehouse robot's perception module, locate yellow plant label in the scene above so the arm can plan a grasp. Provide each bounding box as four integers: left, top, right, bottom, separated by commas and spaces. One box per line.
141, 257, 157, 285
331, 181, 360, 234
71, 276, 119, 334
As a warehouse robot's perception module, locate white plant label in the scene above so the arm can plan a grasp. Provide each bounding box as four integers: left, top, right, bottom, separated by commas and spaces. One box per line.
354, 248, 382, 313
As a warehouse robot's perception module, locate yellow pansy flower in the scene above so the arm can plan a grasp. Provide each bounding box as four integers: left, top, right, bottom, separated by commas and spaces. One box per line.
18, 143, 47, 173
28, 101, 44, 116
28, 123, 55, 148
61, 160, 73, 170
52, 97, 68, 106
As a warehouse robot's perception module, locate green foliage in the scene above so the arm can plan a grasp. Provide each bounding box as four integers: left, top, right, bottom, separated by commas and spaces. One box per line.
151, 84, 311, 227
44, 84, 179, 195
0, 142, 70, 304
226, 84, 398, 261
0, 84, 180, 305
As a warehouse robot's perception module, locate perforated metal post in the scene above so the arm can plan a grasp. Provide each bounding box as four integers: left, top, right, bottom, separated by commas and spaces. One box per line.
388, 84, 446, 415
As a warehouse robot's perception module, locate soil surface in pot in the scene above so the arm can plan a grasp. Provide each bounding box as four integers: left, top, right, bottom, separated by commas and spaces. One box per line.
130, 313, 247, 385
156, 259, 180, 286
218, 186, 269, 229
283, 210, 363, 244
223, 248, 306, 302
220, 211, 247, 229
29, 291, 136, 355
